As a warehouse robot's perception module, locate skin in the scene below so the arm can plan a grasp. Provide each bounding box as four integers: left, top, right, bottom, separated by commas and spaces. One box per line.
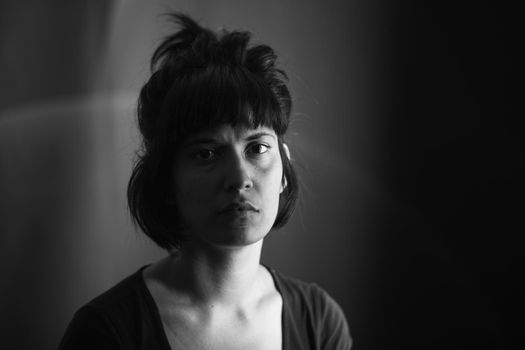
143, 124, 285, 350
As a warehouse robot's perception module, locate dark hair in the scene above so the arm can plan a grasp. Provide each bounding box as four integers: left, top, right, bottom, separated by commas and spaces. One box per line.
127, 13, 298, 250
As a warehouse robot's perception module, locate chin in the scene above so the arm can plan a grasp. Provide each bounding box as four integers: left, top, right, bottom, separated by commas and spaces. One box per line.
193, 219, 273, 248
207, 213, 273, 245
212, 227, 269, 248
186, 212, 277, 249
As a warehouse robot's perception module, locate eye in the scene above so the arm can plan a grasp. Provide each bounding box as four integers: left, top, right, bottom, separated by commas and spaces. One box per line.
194, 149, 216, 161
248, 143, 270, 155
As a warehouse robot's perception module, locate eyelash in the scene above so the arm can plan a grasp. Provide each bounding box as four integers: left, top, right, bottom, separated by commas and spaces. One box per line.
194, 149, 216, 161
193, 143, 270, 162
248, 143, 270, 155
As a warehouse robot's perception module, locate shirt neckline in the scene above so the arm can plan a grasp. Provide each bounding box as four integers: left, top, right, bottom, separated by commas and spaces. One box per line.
136, 265, 172, 350
263, 264, 288, 350
136, 264, 287, 350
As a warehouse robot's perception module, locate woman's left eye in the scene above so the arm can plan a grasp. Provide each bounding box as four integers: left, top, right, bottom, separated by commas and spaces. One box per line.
248, 143, 270, 155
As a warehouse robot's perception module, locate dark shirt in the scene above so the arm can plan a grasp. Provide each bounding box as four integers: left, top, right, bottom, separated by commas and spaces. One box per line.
59, 266, 352, 349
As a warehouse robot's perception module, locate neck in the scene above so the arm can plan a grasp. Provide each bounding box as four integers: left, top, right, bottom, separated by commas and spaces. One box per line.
162, 240, 266, 307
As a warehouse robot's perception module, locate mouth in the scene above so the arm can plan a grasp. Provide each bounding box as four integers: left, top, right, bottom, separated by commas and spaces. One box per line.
218, 201, 259, 214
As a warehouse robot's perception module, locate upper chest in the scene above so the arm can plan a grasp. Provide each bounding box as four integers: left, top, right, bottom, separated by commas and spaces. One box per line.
160, 296, 283, 350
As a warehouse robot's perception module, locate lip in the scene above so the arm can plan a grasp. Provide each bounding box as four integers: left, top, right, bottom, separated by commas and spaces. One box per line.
218, 201, 259, 214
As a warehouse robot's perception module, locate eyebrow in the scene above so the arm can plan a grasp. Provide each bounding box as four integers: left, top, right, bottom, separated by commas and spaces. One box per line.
184, 131, 277, 147
245, 132, 277, 142
184, 137, 219, 147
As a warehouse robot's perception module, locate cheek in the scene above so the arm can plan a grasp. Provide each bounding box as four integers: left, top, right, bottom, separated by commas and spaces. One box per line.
172, 171, 207, 213
262, 159, 284, 201
175, 171, 205, 192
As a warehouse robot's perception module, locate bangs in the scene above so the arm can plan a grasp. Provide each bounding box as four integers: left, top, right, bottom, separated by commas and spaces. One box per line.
163, 65, 287, 143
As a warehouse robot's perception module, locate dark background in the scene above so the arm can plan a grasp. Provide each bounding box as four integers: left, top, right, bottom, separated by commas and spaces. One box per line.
373, 2, 520, 349
0, 1, 520, 349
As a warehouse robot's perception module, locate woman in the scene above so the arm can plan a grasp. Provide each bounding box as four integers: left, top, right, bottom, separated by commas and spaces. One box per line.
59, 13, 352, 350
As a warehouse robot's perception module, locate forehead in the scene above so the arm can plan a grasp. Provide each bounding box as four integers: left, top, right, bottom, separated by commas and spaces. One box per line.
182, 124, 278, 145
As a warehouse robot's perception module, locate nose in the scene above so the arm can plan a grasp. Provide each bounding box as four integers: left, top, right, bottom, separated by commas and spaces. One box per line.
224, 152, 253, 192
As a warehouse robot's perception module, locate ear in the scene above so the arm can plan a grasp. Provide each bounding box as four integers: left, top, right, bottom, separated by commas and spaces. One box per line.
282, 143, 291, 160
280, 143, 291, 193
280, 176, 287, 193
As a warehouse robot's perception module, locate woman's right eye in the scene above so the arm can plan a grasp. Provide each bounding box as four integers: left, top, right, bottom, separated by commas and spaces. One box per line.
194, 149, 216, 161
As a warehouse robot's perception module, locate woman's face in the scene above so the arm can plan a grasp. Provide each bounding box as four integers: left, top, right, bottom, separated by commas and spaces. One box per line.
172, 124, 284, 248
